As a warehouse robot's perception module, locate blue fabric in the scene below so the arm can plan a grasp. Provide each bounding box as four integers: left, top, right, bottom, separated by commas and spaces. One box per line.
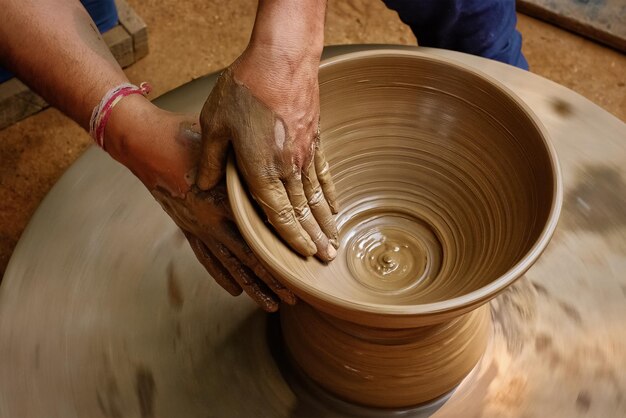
0, 68, 12, 84
382, 0, 529, 70
81, 0, 119, 34
0, 0, 118, 83
1, 0, 527, 84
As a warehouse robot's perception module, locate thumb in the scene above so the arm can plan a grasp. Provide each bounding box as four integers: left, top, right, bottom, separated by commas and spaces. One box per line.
196, 114, 231, 190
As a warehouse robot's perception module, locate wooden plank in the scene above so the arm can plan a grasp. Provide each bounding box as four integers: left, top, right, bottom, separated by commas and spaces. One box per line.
0, 79, 47, 130
115, 0, 149, 60
103, 25, 135, 68
518, 0, 626, 53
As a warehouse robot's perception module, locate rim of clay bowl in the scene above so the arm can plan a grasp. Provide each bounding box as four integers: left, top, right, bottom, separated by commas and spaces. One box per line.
227, 48, 563, 318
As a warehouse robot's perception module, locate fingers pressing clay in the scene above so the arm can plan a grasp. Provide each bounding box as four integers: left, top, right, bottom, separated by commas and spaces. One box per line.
219, 221, 297, 305
196, 70, 233, 191
284, 176, 336, 262
155, 185, 287, 311
251, 177, 317, 257
196, 128, 230, 191
198, 65, 339, 260
184, 232, 242, 297
314, 144, 338, 214
204, 239, 280, 312
302, 163, 339, 249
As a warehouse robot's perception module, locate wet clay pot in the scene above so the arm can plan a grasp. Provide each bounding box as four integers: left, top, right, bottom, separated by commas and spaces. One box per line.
227, 50, 562, 408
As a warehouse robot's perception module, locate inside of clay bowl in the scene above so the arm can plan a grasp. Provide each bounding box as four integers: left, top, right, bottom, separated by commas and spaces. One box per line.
227, 50, 561, 325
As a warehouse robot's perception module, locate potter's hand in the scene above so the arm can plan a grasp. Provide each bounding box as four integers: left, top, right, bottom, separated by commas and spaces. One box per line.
0, 0, 300, 311
195, 1, 338, 262
196, 55, 339, 262
107, 96, 296, 312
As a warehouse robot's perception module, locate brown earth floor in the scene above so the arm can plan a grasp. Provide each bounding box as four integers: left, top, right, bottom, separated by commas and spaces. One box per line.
1, 0, 625, 278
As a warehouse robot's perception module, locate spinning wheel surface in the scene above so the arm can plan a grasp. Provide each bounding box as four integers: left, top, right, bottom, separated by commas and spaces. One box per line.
0, 46, 625, 417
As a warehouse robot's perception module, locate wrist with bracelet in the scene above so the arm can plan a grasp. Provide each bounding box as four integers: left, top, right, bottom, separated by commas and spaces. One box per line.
89, 82, 152, 150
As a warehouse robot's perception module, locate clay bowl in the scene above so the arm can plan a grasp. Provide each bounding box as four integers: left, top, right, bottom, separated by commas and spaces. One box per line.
227, 50, 562, 408
228, 49, 562, 327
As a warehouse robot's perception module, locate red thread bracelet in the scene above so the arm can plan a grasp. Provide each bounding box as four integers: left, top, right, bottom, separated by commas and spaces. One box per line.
89, 82, 152, 149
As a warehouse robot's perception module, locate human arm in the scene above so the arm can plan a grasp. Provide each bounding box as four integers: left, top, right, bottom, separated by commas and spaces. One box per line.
196, 0, 340, 262
0, 0, 295, 311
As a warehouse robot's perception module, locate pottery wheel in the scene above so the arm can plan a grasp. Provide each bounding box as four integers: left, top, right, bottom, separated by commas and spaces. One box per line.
1, 45, 625, 417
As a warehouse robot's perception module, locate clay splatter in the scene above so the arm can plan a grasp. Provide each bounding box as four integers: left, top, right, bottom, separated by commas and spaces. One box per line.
135, 367, 156, 418
96, 376, 122, 418
490, 279, 537, 355
531, 280, 550, 296
534, 334, 552, 352
558, 300, 583, 326
563, 165, 626, 233
576, 390, 592, 412
551, 98, 573, 117
34, 343, 40, 369
166, 262, 184, 311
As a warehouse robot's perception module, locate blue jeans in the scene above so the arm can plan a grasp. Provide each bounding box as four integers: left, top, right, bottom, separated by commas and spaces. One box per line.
382, 0, 529, 70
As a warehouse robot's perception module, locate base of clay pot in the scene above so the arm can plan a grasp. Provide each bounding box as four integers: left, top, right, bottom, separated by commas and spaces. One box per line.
267, 314, 456, 417
280, 303, 491, 409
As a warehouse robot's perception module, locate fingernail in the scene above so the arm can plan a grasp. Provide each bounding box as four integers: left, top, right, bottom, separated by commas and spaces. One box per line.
330, 238, 339, 249
327, 243, 337, 261
284, 292, 298, 305
306, 240, 317, 256
196, 174, 208, 190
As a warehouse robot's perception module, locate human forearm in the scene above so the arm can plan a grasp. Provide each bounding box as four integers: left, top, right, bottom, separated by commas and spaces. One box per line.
232, 0, 327, 122
248, 0, 326, 57
0, 0, 129, 129
0, 0, 305, 310
0, 0, 161, 186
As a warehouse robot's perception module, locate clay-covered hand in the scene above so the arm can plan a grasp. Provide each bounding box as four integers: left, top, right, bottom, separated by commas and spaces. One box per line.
106, 96, 296, 312
153, 181, 296, 312
195, 48, 339, 262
